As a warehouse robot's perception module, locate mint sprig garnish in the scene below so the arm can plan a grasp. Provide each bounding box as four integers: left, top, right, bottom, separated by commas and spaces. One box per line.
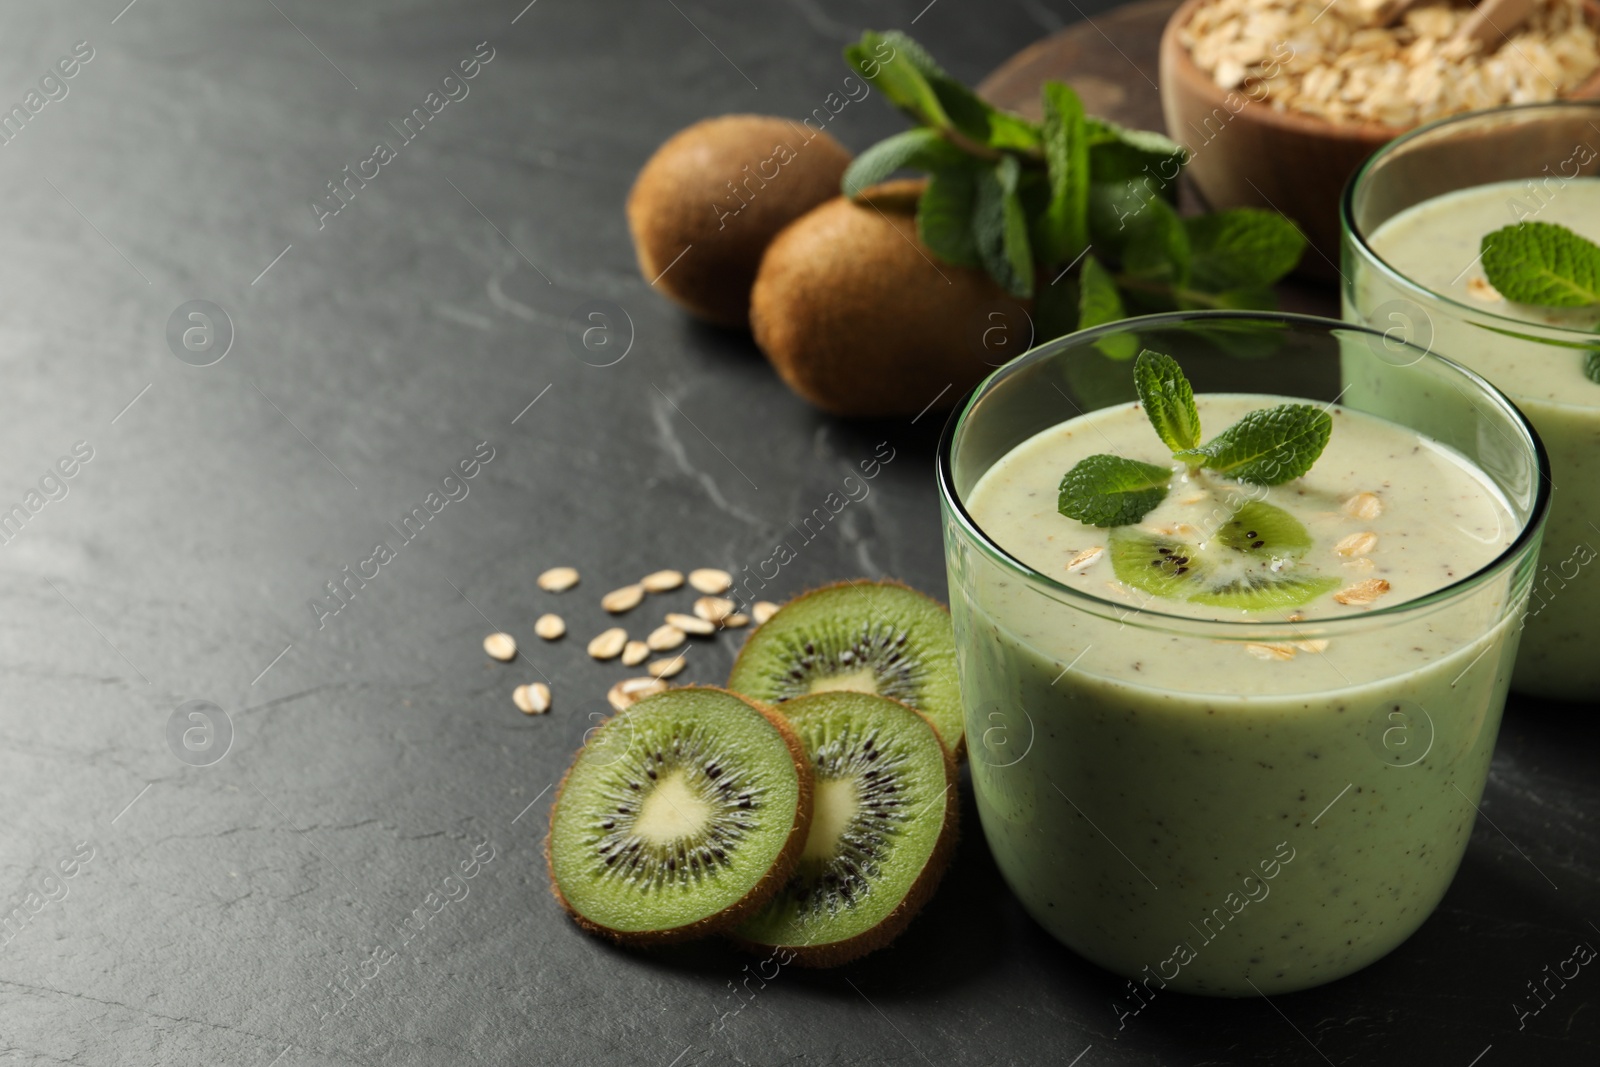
1056, 351, 1333, 527
1587, 350, 1600, 385
1481, 222, 1600, 308
1133, 350, 1200, 453
842, 30, 1306, 344
1174, 405, 1332, 485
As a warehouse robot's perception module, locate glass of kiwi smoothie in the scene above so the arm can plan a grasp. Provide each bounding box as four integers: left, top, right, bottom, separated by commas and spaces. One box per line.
1343, 101, 1600, 701
936, 311, 1548, 997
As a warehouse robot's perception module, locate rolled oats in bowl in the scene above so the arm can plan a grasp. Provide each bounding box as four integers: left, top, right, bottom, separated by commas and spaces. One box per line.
1179, 0, 1600, 127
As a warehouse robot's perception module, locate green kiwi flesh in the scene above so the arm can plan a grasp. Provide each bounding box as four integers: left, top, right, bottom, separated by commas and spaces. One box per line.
1109, 500, 1340, 612
546, 687, 812, 944
732, 691, 957, 966
727, 580, 963, 755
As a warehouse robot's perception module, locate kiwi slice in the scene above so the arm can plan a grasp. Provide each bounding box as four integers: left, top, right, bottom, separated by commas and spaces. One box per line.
1110, 500, 1340, 611
546, 687, 813, 944
727, 580, 964, 755
731, 691, 958, 967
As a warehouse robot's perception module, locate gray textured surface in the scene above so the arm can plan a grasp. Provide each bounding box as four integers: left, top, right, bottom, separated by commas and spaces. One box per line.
0, 1, 1594, 1064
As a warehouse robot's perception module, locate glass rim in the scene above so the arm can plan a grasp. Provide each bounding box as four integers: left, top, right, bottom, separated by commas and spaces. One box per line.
1341, 99, 1600, 342
934, 309, 1552, 635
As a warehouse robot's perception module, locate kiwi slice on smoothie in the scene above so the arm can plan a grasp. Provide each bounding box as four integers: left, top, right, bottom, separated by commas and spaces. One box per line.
727, 581, 964, 756
1110, 500, 1340, 611
731, 691, 958, 967
546, 687, 813, 944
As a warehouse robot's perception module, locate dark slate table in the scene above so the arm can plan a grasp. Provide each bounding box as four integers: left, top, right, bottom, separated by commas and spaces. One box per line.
0, 1, 1594, 1064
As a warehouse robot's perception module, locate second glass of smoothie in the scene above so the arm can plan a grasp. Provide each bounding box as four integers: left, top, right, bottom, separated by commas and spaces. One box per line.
938, 312, 1548, 996
1343, 101, 1600, 701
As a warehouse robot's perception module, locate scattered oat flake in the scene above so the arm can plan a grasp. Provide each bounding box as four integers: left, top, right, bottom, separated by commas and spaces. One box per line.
694, 596, 735, 623
513, 682, 551, 715
609, 676, 667, 711
751, 601, 780, 625
1334, 531, 1378, 557
483, 633, 517, 661
587, 627, 628, 660
1334, 578, 1392, 605
1342, 492, 1383, 520
1246, 642, 1297, 661
538, 567, 579, 592
534, 613, 566, 640
666, 612, 716, 635
601, 584, 645, 613
647, 624, 686, 651
622, 641, 650, 666
648, 654, 687, 679
688, 568, 733, 594
723, 612, 750, 628
1067, 546, 1104, 572
1293, 638, 1331, 653
641, 569, 685, 593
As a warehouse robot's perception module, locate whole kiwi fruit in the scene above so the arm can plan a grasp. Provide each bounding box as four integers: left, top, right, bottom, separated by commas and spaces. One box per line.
627, 115, 852, 328
749, 179, 1033, 418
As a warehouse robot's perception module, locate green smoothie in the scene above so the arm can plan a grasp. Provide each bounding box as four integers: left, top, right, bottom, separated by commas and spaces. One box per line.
1355, 178, 1600, 700
956, 394, 1524, 995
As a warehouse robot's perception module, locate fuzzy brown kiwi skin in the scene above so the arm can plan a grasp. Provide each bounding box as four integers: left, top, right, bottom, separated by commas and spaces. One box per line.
726, 696, 961, 968
731, 578, 966, 760
627, 115, 852, 328
545, 686, 815, 947
749, 179, 1032, 418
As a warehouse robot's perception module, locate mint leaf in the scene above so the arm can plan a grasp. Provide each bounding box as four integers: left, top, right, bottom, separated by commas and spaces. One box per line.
1036, 80, 1089, 265
1080, 266, 1137, 360
1177, 404, 1332, 485
1122, 194, 1190, 286
1086, 177, 1164, 259
870, 31, 1043, 151
1586, 350, 1600, 384
1185, 209, 1306, 291
1481, 222, 1600, 307
974, 156, 1035, 299
1085, 118, 1186, 186
1077, 255, 1136, 358
1188, 286, 1278, 311
1133, 349, 1201, 452
1057, 454, 1171, 527
846, 32, 950, 130
917, 170, 980, 266
842, 129, 972, 198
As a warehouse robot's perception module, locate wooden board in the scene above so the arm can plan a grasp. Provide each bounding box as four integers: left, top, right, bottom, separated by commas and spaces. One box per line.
977, 0, 1337, 312
977, 0, 1177, 131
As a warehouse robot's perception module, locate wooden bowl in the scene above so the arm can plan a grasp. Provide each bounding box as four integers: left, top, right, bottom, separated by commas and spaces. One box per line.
1159, 0, 1600, 275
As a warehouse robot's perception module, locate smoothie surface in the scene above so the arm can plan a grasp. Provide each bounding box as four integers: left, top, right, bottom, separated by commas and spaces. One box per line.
1366, 177, 1600, 407
966, 394, 1515, 624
